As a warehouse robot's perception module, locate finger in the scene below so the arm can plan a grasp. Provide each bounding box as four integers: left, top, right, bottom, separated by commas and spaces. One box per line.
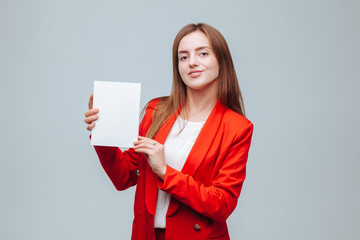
133, 147, 151, 157
87, 122, 95, 131
138, 136, 153, 141
133, 142, 156, 150
134, 139, 157, 146
133, 142, 149, 149
135, 148, 155, 159
88, 93, 94, 110
137, 136, 159, 146
84, 108, 99, 117
133, 139, 151, 145
84, 114, 99, 124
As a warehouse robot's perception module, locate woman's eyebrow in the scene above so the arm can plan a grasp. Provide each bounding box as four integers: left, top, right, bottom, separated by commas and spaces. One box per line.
178, 46, 211, 54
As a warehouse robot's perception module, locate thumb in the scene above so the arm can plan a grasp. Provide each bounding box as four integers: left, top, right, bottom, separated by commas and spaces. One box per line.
88, 93, 93, 110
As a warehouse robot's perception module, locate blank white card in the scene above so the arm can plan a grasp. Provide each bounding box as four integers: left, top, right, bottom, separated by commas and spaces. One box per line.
91, 81, 141, 148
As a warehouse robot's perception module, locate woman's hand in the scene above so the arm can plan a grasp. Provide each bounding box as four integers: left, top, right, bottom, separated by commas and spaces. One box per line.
133, 136, 166, 180
84, 93, 99, 131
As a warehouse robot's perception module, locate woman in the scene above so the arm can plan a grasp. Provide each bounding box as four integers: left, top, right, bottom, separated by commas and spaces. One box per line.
84, 23, 253, 240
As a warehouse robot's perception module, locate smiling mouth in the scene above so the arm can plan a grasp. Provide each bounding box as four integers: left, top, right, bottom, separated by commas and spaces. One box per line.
188, 70, 203, 76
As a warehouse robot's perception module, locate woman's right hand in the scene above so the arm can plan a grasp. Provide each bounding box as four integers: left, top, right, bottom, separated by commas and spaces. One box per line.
84, 93, 99, 131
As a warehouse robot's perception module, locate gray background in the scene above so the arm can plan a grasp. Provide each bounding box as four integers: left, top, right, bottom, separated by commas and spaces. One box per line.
1, 0, 359, 239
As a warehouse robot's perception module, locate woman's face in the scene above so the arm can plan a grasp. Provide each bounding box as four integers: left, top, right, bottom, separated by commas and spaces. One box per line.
177, 31, 219, 92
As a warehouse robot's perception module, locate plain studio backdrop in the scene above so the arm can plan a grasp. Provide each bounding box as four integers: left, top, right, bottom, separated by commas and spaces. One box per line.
1, 0, 359, 239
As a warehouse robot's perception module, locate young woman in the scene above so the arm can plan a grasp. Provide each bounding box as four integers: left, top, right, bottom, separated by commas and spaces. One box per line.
84, 23, 253, 240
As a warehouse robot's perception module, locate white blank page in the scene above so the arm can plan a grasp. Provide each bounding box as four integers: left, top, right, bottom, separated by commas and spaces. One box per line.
91, 81, 141, 148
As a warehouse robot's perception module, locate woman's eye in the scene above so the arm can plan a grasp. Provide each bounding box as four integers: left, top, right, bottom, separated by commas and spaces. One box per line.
200, 52, 209, 56
179, 56, 187, 61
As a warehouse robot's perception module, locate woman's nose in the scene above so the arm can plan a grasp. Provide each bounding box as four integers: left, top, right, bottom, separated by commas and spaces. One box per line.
189, 55, 199, 67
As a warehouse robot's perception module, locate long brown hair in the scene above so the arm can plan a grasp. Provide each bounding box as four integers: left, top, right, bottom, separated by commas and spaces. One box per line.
145, 23, 246, 138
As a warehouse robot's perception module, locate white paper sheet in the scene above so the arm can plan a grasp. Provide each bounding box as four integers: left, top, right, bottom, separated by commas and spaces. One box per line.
90, 81, 141, 148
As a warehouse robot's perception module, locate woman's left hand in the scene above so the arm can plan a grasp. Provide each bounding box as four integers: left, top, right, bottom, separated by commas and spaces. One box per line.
133, 136, 166, 180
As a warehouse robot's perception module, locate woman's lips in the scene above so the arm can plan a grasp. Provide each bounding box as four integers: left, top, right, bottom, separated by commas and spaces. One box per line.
188, 70, 203, 78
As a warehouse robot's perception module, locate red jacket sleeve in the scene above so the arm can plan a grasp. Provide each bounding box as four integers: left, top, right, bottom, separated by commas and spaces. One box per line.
94, 146, 140, 190
93, 98, 160, 191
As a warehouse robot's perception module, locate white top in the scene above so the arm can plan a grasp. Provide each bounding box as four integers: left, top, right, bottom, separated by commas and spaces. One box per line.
154, 116, 205, 228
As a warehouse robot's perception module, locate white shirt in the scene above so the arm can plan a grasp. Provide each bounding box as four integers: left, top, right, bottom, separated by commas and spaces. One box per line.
154, 116, 205, 228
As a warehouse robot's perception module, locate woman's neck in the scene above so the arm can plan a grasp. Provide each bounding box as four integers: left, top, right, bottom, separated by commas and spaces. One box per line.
181, 86, 218, 122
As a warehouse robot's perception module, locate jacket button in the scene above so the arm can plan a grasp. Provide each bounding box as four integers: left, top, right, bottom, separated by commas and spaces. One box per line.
193, 224, 201, 231
135, 169, 140, 176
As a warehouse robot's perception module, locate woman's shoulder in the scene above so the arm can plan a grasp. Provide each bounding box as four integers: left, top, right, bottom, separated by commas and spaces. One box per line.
145, 96, 169, 110
221, 107, 253, 136
141, 96, 169, 120
223, 107, 252, 125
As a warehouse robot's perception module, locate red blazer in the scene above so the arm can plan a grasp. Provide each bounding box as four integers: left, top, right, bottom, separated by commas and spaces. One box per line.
94, 98, 253, 240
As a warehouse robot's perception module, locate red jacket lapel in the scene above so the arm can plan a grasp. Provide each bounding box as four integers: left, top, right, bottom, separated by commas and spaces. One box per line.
166, 100, 225, 216
181, 100, 225, 175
